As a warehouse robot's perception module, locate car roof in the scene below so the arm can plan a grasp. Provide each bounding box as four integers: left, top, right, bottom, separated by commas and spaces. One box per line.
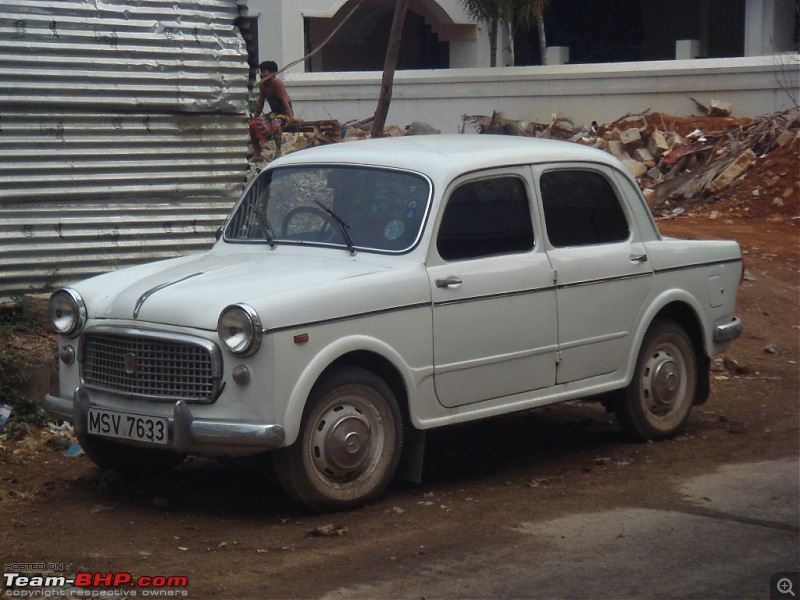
269, 134, 622, 181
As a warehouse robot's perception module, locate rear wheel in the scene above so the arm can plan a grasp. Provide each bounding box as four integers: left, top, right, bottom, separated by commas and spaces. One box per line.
274, 367, 403, 512
616, 320, 698, 440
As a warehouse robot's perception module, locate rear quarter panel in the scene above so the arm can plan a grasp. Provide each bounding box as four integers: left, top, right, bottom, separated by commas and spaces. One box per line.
645, 238, 742, 355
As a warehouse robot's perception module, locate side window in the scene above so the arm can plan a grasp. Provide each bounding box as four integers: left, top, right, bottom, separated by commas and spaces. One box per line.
540, 170, 629, 247
437, 177, 534, 261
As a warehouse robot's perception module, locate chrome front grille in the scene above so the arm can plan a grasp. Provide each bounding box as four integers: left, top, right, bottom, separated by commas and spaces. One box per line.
82, 329, 222, 403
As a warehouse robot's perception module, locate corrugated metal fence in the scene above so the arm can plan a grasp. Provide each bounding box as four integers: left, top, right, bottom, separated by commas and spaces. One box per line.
0, 0, 251, 300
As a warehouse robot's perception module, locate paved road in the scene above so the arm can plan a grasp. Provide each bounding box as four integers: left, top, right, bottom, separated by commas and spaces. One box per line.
322, 459, 800, 599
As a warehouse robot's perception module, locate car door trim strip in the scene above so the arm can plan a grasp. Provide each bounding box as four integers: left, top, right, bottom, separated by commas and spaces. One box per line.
555, 271, 652, 290
264, 302, 431, 334
654, 258, 743, 275
432, 286, 555, 308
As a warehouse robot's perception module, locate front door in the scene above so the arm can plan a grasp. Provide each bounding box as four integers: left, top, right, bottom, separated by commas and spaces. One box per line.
429, 171, 558, 408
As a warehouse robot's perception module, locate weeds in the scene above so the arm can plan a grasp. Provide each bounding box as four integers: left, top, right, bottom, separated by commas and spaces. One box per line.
0, 300, 38, 335
0, 300, 50, 430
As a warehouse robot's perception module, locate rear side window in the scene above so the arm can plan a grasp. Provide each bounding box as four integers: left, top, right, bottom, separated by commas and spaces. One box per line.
540, 170, 629, 247
437, 177, 534, 261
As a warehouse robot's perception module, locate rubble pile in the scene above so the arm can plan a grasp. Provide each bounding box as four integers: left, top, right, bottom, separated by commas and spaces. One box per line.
463, 105, 800, 218
257, 104, 798, 220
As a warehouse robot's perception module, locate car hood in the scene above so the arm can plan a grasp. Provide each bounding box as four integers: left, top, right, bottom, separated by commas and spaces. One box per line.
79, 248, 416, 330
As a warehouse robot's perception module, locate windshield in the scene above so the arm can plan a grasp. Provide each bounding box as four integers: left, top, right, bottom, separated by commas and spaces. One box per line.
224, 165, 431, 253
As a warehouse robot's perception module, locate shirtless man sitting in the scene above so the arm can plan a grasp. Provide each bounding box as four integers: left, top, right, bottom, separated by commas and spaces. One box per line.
249, 60, 294, 162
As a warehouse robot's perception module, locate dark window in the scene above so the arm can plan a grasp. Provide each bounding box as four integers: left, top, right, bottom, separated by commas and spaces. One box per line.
437, 177, 534, 261
540, 170, 629, 247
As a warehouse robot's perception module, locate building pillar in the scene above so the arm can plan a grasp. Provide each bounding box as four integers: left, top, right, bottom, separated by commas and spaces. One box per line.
744, 0, 796, 56
675, 39, 701, 60
546, 46, 570, 65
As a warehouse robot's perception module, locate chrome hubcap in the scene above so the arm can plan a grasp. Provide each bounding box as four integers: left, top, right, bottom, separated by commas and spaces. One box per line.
642, 348, 685, 416
310, 403, 374, 480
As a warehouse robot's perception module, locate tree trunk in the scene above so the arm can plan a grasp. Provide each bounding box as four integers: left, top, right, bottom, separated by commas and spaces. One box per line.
489, 18, 498, 67
371, 0, 409, 138
537, 17, 548, 65
506, 16, 516, 66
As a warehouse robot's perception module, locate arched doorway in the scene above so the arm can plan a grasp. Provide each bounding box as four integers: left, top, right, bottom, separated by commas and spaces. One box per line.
304, 0, 464, 71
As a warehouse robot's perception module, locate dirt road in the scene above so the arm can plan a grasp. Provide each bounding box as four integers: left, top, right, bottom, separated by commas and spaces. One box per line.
1, 213, 798, 599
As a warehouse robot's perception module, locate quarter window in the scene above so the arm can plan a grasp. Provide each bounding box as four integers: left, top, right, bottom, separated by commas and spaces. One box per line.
437, 177, 534, 261
540, 170, 629, 247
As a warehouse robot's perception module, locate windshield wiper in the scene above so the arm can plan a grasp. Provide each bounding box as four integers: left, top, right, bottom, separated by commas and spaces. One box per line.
314, 200, 355, 256
250, 201, 277, 249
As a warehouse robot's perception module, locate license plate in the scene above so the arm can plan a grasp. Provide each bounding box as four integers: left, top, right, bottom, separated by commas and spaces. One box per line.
87, 408, 169, 445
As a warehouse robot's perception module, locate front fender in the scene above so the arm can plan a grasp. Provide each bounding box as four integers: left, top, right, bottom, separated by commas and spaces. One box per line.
278, 335, 421, 446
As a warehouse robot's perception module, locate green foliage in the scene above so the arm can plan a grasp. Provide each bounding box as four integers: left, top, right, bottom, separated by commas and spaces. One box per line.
247, 87, 260, 119
47, 435, 71, 452
459, 0, 552, 66
0, 301, 38, 335
0, 301, 49, 428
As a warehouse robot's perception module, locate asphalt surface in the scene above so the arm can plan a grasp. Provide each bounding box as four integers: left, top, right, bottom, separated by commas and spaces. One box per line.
321, 459, 800, 599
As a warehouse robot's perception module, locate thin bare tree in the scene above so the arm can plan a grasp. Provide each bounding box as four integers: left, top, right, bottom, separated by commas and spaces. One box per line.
371, 0, 409, 137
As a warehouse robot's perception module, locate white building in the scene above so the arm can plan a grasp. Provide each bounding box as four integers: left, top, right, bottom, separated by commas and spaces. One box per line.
244, 0, 797, 72
240, 0, 798, 130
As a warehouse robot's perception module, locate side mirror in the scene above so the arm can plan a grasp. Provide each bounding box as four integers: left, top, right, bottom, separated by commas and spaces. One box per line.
215, 227, 223, 241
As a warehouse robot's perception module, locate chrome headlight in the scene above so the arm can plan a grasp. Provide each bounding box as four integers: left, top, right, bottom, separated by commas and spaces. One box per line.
217, 304, 262, 356
48, 288, 86, 338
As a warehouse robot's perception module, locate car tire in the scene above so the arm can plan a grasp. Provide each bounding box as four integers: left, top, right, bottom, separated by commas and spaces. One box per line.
273, 366, 403, 512
77, 431, 184, 472
617, 319, 698, 441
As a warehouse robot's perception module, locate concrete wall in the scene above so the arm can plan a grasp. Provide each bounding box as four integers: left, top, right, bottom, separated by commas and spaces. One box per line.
285, 55, 799, 132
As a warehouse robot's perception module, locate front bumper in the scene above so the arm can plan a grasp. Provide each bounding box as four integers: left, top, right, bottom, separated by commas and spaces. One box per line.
43, 388, 285, 455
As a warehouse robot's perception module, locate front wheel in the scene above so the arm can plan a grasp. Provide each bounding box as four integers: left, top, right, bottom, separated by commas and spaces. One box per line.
616, 320, 698, 441
273, 367, 403, 512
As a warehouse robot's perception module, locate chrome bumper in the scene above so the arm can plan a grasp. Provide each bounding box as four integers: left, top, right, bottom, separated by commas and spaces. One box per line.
43, 393, 74, 422
172, 400, 285, 454
714, 316, 743, 343
43, 389, 285, 455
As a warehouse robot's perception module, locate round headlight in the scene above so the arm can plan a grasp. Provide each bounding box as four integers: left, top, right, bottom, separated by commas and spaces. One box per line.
48, 288, 86, 337
217, 304, 262, 356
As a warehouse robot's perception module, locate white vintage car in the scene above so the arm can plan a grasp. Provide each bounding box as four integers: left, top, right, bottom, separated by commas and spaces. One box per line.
44, 135, 743, 511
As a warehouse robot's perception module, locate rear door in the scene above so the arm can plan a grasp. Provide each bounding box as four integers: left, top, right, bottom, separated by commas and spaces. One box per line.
535, 165, 654, 384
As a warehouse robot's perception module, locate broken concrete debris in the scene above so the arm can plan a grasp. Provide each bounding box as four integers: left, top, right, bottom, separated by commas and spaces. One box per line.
258, 106, 798, 220
706, 149, 757, 194
463, 105, 799, 217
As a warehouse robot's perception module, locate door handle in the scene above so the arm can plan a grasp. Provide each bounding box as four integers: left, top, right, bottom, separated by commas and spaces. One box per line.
629, 254, 648, 263
435, 277, 463, 288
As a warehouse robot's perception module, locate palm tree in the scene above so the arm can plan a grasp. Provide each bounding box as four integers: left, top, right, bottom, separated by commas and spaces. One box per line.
460, 0, 552, 66
459, 0, 501, 67
526, 0, 552, 65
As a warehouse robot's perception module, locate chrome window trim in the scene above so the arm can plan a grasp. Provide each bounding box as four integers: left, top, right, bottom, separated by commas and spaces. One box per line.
222, 163, 434, 255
